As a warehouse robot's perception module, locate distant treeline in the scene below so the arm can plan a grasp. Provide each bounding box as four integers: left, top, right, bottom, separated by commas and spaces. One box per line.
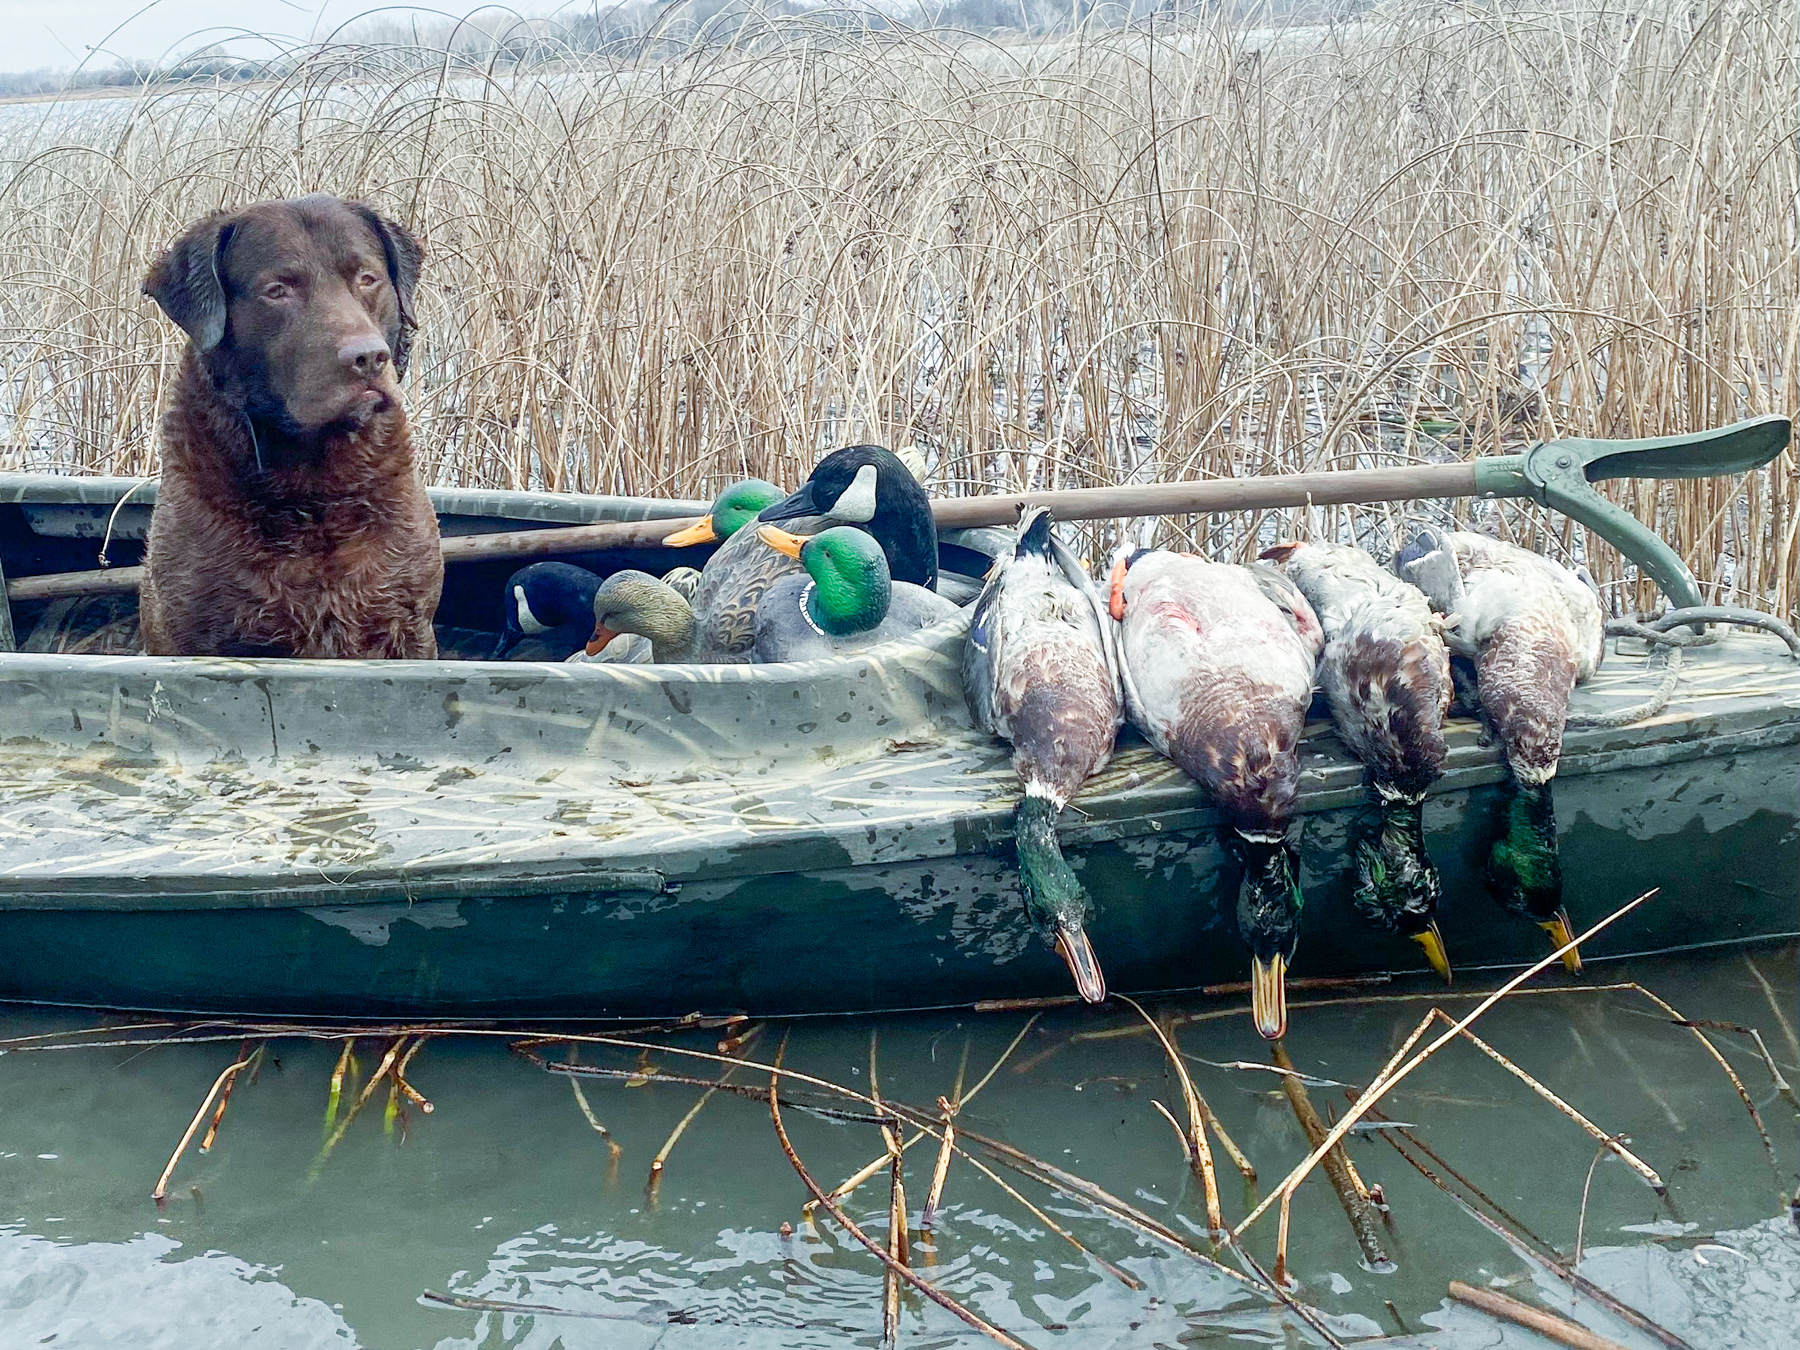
0, 0, 1379, 97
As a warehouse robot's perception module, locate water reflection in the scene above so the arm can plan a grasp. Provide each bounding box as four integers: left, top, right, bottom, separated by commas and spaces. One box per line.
0, 943, 1793, 1348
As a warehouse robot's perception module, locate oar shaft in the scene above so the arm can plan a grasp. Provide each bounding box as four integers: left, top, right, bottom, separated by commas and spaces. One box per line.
4, 462, 1482, 604
929, 462, 1480, 529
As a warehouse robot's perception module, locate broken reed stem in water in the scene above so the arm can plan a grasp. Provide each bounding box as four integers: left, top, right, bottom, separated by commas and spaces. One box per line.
1424, 1010, 1663, 1192
1438, 1013, 1664, 1189
1233, 889, 1657, 1243
868, 1030, 906, 1347
765, 1035, 1033, 1350
806, 1016, 1035, 1217
1116, 995, 1223, 1235
324, 1038, 356, 1132
315, 1036, 409, 1169
392, 1035, 434, 1115
1368, 1106, 1696, 1350
200, 1040, 261, 1153
1627, 985, 1785, 1190
1672, 1018, 1799, 1113
1448, 1281, 1633, 1350
564, 1046, 623, 1166
1070, 982, 1646, 1043
1271, 1041, 1393, 1273
919, 1040, 969, 1231
647, 1027, 763, 1200
152, 1047, 258, 1201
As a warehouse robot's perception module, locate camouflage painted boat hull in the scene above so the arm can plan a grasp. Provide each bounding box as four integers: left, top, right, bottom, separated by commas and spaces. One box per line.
1, 474, 1795, 1017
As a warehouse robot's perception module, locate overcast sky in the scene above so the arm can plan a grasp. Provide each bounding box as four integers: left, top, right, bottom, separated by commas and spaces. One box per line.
0, 2, 566, 73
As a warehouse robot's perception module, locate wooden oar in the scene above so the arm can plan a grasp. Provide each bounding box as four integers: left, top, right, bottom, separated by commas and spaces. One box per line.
0, 461, 1481, 604
6, 414, 1788, 608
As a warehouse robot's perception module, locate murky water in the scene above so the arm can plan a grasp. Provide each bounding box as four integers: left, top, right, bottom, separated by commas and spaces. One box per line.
2, 942, 1795, 1348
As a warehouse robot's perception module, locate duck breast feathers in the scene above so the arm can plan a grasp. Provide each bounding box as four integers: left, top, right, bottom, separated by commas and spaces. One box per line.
1113, 552, 1318, 831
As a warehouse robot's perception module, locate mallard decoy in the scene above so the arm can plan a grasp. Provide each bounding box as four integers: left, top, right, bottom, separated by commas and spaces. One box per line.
685, 446, 939, 661
584, 569, 703, 663
565, 567, 701, 664
1109, 547, 1321, 1039
1394, 525, 1603, 972
491, 562, 601, 661
660, 479, 785, 550
1261, 540, 1454, 980
963, 508, 1122, 1003
753, 525, 958, 662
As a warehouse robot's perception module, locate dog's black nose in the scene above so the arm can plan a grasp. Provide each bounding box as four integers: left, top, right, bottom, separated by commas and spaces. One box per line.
339, 336, 390, 377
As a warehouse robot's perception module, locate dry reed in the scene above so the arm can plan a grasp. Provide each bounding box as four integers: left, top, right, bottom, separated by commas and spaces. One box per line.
0, 3, 1793, 618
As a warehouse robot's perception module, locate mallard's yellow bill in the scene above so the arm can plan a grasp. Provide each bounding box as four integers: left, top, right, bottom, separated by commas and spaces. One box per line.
1251, 953, 1287, 1040
585, 623, 619, 657
756, 524, 808, 560
1411, 922, 1453, 984
1540, 910, 1584, 974
1054, 923, 1108, 1004
661, 516, 718, 548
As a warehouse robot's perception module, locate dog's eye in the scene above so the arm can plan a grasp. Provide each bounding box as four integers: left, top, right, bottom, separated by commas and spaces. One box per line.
261, 282, 289, 302
358, 272, 382, 289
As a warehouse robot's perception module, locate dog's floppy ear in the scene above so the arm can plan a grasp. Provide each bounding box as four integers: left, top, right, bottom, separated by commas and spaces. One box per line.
142, 210, 236, 351
349, 203, 425, 379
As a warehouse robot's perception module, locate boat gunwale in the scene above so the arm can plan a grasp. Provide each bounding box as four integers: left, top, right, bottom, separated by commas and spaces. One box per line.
3, 644, 1795, 911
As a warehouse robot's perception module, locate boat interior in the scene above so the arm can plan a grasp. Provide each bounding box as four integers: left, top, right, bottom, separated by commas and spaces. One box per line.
0, 475, 1000, 660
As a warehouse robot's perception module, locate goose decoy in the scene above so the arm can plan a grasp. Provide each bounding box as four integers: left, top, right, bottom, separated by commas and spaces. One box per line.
1262, 540, 1454, 981
1109, 547, 1321, 1039
1394, 525, 1603, 972
491, 562, 601, 661
963, 508, 1122, 1003
685, 446, 940, 661
752, 525, 958, 663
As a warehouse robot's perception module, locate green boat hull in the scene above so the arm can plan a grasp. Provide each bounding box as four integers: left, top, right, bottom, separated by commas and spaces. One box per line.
1, 474, 1795, 1018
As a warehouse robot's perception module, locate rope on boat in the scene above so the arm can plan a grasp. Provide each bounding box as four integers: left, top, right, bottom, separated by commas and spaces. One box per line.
1568, 605, 1800, 730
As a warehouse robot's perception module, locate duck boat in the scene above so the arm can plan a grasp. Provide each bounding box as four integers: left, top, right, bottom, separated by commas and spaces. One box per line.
0, 419, 1794, 1018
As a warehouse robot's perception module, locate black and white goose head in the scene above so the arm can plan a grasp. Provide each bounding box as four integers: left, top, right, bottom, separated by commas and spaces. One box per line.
757, 444, 939, 590
491, 562, 602, 660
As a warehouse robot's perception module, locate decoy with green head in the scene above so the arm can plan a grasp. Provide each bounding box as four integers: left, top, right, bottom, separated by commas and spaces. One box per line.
1261, 539, 1454, 982
962, 507, 1123, 1003
751, 524, 957, 662
681, 447, 940, 660
661, 479, 785, 551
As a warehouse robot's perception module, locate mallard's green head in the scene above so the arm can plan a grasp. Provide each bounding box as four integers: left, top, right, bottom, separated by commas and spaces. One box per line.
662, 478, 783, 548
1230, 832, 1304, 1040
1016, 795, 1106, 1003
1353, 796, 1452, 983
757, 524, 892, 638
1487, 779, 1581, 973
588, 570, 697, 663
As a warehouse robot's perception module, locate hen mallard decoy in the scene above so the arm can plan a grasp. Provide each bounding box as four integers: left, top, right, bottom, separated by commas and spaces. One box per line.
1109, 548, 1322, 1039
584, 569, 704, 663
753, 525, 958, 662
491, 562, 602, 661
1261, 540, 1454, 981
963, 508, 1123, 1003
684, 446, 939, 661
1394, 525, 1603, 972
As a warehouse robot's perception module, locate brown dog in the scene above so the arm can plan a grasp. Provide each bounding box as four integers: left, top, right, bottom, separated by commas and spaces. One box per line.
139, 194, 443, 658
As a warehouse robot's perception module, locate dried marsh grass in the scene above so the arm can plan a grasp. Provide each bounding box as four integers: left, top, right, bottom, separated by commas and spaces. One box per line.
0, 2, 1795, 618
